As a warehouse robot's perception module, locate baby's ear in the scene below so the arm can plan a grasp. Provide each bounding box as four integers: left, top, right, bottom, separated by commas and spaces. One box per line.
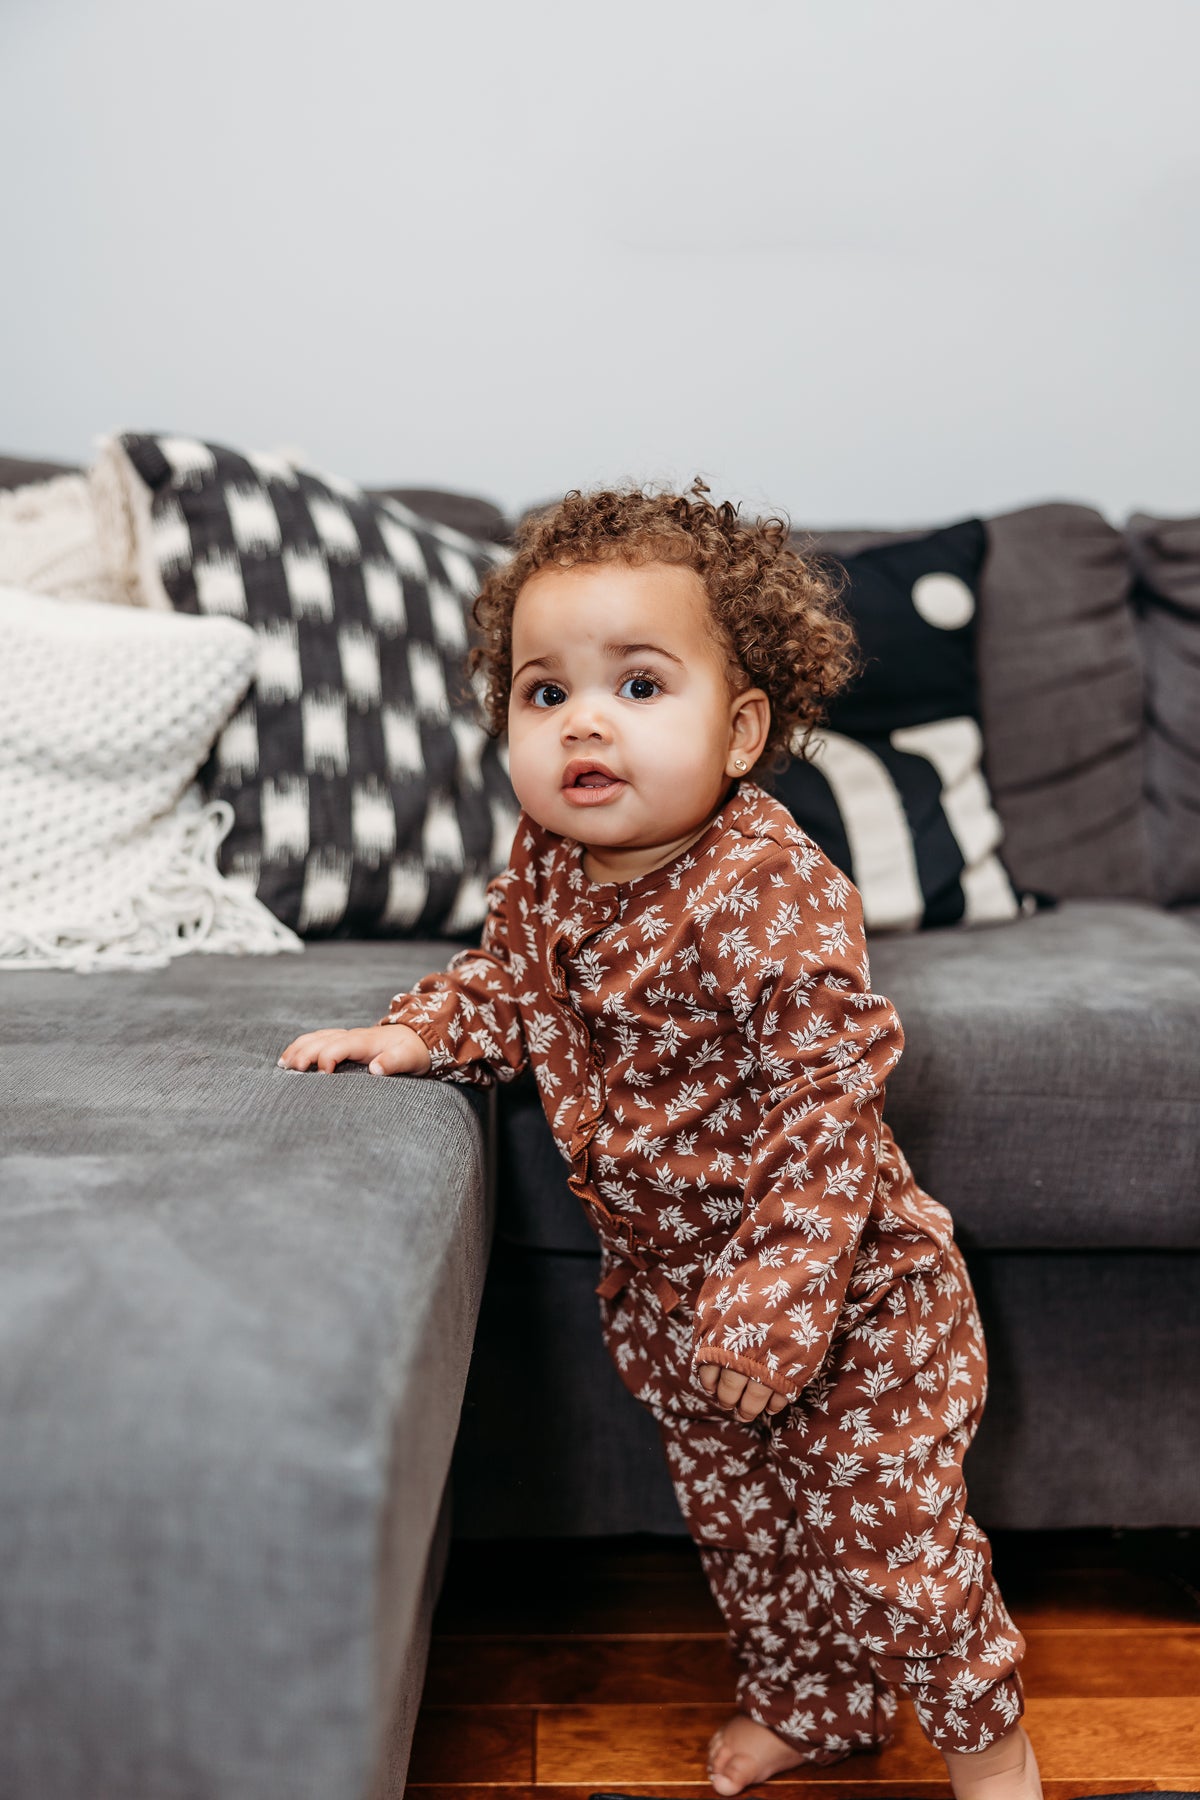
727, 686, 771, 774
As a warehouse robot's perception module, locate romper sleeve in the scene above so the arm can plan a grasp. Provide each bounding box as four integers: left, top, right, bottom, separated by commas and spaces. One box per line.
377, 864, 531, 1088
690, 844, 905, 1401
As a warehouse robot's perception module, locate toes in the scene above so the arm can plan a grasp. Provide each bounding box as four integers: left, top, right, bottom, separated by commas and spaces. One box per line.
710, 1752, 756, 1797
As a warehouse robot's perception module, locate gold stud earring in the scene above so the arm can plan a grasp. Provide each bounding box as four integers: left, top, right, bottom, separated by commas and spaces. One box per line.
735, 758, 747, 772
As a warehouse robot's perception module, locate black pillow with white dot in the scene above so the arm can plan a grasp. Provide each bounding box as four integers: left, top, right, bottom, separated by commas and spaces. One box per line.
774, 519, 1051, 931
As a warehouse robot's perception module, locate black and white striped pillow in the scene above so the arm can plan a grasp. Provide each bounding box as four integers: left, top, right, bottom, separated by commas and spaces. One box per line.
776, 520, 1049, 932
107, 432, 519, 939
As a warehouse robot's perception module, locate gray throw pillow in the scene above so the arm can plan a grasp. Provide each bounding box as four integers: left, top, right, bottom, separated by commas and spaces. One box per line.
1126, 510, 1200, 905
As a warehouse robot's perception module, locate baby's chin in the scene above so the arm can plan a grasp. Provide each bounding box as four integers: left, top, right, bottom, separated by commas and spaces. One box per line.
521, 795, 694, 850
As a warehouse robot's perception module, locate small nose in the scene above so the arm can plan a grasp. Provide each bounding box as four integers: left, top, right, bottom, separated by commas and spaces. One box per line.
560, 694, 611, 743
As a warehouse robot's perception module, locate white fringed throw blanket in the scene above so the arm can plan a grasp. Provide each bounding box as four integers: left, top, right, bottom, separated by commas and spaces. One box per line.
0, 585, 302, 971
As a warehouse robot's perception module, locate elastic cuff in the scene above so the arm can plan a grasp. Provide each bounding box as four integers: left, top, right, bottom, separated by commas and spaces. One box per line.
738, 1685, 894, 1765
692, 1345, 798, 1401
912, 1669, 1025, 1753
377, 1010, 444, 1063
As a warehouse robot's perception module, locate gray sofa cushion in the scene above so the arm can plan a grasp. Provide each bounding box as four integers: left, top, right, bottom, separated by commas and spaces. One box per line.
803, 504, 1153, 902
451, 1242, 1200, 1535
1126, 511, 1200, 905
0, 942, 488, 1800
497, 899, 1200, 1254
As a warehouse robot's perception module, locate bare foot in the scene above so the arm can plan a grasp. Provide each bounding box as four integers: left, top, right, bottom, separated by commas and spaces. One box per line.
942, 1723, 1042, 1800
706, 1712, 807, 1795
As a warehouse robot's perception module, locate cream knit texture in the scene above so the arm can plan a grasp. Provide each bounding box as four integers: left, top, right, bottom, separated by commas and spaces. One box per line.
0, 585, 303, 970
0, 473, 131, 605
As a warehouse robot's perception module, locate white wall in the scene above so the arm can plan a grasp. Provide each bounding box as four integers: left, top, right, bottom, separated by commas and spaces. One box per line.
2, 0, 1196, 525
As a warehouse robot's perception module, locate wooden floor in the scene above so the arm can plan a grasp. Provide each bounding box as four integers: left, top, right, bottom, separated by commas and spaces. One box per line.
408, 1530, 1200, 1799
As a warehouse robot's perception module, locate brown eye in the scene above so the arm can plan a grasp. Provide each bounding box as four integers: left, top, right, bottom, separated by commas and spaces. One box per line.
530, 682, 567, 708
620, 675, 660, 701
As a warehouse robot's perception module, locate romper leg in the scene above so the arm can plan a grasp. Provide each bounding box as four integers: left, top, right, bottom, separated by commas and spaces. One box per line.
663, 1408, 899, 1761
769, 1242, 1027, 1755
598, 1280, 895, 1765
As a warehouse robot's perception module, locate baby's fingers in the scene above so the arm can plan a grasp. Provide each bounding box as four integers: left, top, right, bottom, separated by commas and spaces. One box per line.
279, 1030, 358, 1071
278, 1031, 325, 1069
696, 1361, 790, 1422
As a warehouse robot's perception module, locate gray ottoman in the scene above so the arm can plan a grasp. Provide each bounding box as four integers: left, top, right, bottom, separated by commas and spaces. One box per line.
0, 943, 488, 1800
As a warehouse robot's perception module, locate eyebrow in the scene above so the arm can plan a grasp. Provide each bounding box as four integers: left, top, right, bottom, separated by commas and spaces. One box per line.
604, 640, 685, 666
513, 640, 685, 683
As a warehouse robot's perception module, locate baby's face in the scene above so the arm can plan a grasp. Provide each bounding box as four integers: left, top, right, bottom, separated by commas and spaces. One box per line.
506, 559, 767, 883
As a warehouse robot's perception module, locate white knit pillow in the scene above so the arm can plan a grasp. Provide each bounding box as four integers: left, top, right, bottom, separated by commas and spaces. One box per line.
0, 474, 134, 605
0, 586, 303, 970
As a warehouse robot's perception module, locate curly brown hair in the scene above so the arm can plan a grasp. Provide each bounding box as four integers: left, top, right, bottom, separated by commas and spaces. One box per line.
469, 478, 862, 773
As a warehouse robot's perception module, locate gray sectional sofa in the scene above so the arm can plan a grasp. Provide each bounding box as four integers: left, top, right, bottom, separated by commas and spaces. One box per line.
2, 465, 1198, 1800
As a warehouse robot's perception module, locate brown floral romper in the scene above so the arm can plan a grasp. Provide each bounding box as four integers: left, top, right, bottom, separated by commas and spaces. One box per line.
381, 781, 1025, 1761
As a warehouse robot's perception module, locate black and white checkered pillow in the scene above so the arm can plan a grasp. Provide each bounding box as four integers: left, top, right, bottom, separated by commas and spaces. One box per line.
776, 519, 1052, 931
113, 432, 518, 938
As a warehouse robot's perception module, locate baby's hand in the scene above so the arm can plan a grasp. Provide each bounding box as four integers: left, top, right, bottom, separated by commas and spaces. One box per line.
696, 1358, 790, 1421
277, 1023, 432, 1077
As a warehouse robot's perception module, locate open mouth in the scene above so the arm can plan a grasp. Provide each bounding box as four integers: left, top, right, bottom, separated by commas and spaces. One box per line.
562, 760, 626, 803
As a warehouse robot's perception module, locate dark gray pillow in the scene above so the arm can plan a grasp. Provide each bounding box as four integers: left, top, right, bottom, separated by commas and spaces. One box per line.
366, 486, 509, 546
1126, 511, 1200, 905
0, 453, 81, 489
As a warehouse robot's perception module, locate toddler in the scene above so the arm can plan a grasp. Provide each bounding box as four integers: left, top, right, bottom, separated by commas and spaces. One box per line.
279, 483, 1041, 1799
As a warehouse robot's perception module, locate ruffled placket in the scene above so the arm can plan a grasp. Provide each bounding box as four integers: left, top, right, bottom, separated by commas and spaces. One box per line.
540, 834, 717, 1319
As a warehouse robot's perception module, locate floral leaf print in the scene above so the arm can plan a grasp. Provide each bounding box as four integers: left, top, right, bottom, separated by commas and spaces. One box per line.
915, 1472, 955, 1519
786, 1301, 825, 1349
655, 1203, 701, 1242
663, 1079, 708, 1124
827, 1451, 868, 1487
626, 1123, 667, 1162
718, 924, 758, 970
639, 905, 669, 941
700, 1191, 740, 1228
780, 1200, 833, 1241
652, 1016, 690, 1059
524, 1010, 562, 1055
719, 877, 762, 920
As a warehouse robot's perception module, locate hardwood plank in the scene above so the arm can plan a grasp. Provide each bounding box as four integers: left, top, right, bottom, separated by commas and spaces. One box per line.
535, 1701, 944, 1784
406, 1706, 534, 1784
423, 1635, 738, 1705
1020, 1696, 1200, 1778
1019, 1628, 1200, 1696
422, 1626, 1200, 1707
534, 1697, 1200, 1784
416, 1534, 1200, 1794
